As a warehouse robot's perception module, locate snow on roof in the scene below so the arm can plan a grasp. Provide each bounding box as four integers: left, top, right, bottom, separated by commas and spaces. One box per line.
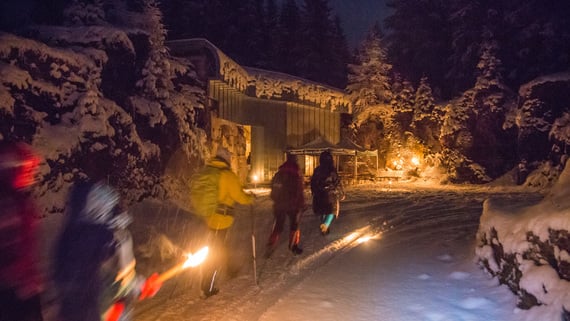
166, 38, 351, 113
518, 72, 570, 97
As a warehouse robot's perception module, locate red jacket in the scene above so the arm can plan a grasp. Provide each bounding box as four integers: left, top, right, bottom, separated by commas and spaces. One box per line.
0, 192, 42, 298
270, 160, 305, 211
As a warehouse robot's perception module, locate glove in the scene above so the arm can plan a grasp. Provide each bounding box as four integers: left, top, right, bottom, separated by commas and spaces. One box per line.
139, 273, 163, 300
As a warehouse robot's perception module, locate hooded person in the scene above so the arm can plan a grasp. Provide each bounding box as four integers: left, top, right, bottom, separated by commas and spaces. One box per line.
310, 150, 345, 235
0, 141, 44, 321
266, 153, 305, 257
189, 146, 254, 298
54, 180, 161, 321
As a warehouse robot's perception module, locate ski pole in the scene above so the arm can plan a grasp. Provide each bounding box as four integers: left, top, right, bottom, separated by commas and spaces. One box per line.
251, 204, 258, 285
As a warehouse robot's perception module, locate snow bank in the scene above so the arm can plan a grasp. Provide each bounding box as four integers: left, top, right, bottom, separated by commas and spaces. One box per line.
476, 164, 570, 317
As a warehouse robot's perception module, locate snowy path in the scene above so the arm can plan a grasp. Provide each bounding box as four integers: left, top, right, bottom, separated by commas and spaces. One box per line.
129, 183, 543, 321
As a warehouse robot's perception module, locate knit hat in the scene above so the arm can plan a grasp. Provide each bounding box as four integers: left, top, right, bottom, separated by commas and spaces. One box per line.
216, 146, 232, 164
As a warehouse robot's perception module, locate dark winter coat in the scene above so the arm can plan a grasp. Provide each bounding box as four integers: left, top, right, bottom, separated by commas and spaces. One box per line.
55, 222, 115, 321
310, 165, 342, 216
270, 160, 305, 212
0, 191, 42, 298
54, 181, 119, 321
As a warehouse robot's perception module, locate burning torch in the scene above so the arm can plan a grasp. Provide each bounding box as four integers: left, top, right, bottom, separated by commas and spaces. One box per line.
105, 246, 210, 321
156, 246, 209, 283
139, 245, 209, 299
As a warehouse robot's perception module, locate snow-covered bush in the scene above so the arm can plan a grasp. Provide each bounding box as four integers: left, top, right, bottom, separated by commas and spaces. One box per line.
476, 163, 570, 314
0, 0, 208, 214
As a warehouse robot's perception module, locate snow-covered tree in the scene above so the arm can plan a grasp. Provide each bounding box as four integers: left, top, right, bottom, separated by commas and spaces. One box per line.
346, 23, 392, 114
413, 76, 436, 123
390, 76, 414, 130
63, 0, 107, 26
411, 76, 442, 153
439, 40, 517, 182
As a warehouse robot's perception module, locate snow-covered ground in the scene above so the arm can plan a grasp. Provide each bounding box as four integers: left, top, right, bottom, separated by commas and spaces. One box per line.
66, 181, 546, 321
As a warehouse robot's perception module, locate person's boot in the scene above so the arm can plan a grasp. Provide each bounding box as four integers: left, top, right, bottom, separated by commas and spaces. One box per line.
201, 270, 220, 299
289, 230, 303, 255
320, 214, 334, 235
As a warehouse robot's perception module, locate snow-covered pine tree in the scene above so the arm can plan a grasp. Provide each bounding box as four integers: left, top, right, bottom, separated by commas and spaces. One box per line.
411, 76, 442, 153
63, 0, 107, 26
391, 76, 414, 130
413, 76, 436, 124
346, 23, 392, 114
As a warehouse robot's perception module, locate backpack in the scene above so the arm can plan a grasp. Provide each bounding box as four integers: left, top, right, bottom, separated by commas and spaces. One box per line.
270, 169, 297, 204
310, 167, 335, 194
189, 166, 222, 217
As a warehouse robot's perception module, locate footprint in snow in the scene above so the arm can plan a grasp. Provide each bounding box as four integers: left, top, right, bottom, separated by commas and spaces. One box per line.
448, 271, 470, 280
459, 297, 491, 309
436, 254, 453, 262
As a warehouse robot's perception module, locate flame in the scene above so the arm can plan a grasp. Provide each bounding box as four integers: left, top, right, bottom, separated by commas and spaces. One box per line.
252, 174, 259, 182
182, 246, 209, 268
411, 156, 420, 166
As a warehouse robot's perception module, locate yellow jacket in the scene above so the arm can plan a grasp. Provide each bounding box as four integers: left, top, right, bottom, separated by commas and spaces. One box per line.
206, 158, 254, 230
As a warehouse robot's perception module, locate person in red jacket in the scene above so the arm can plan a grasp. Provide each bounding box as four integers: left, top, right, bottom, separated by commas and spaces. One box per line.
266, 153, 305, 257
0, 141, 43, 321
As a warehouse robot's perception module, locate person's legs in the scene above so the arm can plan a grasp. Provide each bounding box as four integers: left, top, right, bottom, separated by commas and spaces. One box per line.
287, 210, 303, 254
268, 209, 286, 247
201, 228, 228, 298
320, 196, 340, 235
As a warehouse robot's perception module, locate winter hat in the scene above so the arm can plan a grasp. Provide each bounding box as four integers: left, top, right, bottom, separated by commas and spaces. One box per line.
79, 181, 120, 225
216, 146, 232, 164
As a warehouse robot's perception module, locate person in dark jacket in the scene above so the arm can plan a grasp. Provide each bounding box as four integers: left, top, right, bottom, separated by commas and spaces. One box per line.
310, 150, 345, 235
54, 180, 161, 321
54, 180, 121, 321
0, 141, 44, 321
266, 153, 305, 257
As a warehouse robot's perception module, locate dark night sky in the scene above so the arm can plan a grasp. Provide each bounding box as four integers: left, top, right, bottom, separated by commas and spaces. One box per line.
329, 0, 392, 48
1, 0, 391, 49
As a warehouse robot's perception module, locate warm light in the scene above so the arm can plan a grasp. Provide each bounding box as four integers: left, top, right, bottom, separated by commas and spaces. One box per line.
357, 235, 372, 243
183, 246, 209, 268
411, 157, 420, 166
343, 232, 359, 243
252, 175, 259, 182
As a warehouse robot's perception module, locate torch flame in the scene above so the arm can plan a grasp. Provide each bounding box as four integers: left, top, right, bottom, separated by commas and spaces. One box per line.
183, 246, 209, 268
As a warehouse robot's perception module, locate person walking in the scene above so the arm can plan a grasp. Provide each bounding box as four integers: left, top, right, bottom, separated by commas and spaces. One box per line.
265, 153, 305, 258
0, 141, 44, 321
310, 150, 345, 236
190, 146, 254, 298
53, 180, 161, 321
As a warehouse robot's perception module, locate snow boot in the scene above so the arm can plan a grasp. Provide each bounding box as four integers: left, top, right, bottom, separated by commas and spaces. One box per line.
320, 214, 334, 235
288, 230, 302, 255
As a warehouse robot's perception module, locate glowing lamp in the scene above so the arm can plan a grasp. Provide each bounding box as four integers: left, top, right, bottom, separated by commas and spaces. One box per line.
411, 157, 420, 166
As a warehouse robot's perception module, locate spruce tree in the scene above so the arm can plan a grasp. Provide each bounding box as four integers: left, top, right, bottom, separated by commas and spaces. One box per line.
346, 23, 392, 114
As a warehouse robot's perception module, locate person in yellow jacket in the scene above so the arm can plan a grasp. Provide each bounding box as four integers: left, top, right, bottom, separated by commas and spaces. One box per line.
196, 146, 254, 298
